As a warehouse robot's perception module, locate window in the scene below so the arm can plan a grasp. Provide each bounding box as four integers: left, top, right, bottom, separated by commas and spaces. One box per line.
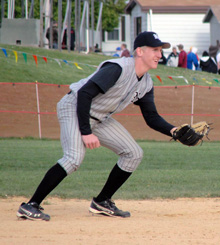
107, 29, 119, 40
135, 17, 142, 36
102, 30, 105, 42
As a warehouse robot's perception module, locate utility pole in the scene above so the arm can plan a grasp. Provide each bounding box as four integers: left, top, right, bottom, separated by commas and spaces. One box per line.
58, 0, 62, 51
67, 0, 72, 52
29, 0, 35, 18
21, 0, 25, 18
39, 0, 44, 47
1, 0, 5, 25
91, 0, 94, 51
49, 0, 54, 49
75, 0, 80, 52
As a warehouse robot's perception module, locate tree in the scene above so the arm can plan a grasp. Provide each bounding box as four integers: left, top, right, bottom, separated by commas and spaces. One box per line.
1, 0, 126, 32
101, 0, 126, 32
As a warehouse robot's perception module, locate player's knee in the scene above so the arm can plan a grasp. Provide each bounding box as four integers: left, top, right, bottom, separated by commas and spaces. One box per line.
127, 145, 143, 162
58, 153, 84, 175
118, 145, 143, 171
133, 146, 143, 163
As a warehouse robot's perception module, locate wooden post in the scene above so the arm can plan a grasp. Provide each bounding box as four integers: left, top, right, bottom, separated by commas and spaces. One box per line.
35, 81, 42, 139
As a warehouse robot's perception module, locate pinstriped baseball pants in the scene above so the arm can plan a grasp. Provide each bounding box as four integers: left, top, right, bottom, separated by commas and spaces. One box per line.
57, 92, 143, 175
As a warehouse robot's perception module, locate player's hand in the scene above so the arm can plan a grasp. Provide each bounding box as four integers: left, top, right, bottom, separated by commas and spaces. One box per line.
170, 127, 177, 136
82, 134, 100, 149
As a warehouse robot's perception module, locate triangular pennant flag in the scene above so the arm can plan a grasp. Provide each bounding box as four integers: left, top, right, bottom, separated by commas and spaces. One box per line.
74, 62, 83, 70
13, 50, 18, 63
63, 60, 73, 67
22, 53, 27, 63
2, 48, 8, 57
54, 59, 61, 67
156, 75, 163, 84
213, 78, 220, 84
85, 64, 94, 70
202, 78, 212, 85
168, 76, 176, 83
193, 77, 198, 83
182, 76, 189, 84
43, 57, 47, 63
32, 55, 38, 67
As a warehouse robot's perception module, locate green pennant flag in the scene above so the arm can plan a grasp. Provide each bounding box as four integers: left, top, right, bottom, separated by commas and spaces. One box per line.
213, 78, 220, 84
22, 53, 27, 63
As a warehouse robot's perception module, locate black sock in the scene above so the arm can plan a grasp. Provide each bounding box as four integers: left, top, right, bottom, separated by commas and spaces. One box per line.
95, 164, 132, 202
28, 163, 67, 205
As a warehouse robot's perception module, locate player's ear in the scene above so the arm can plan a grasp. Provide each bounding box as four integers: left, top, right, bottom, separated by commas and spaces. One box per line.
135, 47, 142, 57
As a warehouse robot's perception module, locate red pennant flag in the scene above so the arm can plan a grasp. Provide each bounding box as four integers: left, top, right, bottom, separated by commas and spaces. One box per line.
43, 57, 47, 63
168, 76, 176, 83
156, 75, 163, 84
32, 55, 38, 67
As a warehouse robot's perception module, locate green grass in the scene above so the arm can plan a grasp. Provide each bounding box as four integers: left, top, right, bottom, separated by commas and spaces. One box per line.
1, 45, 220, 201
0, 138, 219, 200
1, 44, 220, 86
0, 44, 108, 84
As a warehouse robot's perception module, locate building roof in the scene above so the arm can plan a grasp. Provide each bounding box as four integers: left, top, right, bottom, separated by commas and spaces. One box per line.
125, 0, 220, 14
203, 5, 220, 23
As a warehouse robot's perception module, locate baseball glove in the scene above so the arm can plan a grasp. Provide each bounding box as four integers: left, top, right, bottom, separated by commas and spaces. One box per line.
172, 121, 211, 146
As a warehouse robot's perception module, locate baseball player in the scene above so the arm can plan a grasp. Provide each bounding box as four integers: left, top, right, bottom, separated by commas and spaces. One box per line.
17, 31, 177, 220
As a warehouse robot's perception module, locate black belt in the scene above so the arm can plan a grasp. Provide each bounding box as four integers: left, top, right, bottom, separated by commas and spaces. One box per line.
68, 90, 72, 94
90, 115, 101, 123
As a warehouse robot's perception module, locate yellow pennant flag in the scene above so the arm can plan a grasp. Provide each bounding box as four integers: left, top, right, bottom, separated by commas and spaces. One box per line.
74, 62, 83, 70
13, 50, 18, 63
202, 78, 212, 85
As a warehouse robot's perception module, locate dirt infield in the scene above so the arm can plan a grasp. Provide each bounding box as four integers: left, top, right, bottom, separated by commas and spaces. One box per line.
1, 197, 220, 245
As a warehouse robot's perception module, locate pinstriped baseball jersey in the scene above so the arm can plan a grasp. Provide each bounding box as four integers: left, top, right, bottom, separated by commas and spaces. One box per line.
70, 57, 153, 122
57, 57, 153, 174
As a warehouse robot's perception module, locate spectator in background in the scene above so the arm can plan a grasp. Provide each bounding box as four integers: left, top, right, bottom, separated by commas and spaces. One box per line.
187, 47, 199, 70
192, 47, 200, 63
94, 43, 101, 53
158, 50, 167, 65
177, 44, 187, 68
46, 21, 58, 49
167, 46, 179, 67
62, 26, 75, 51
113, 47, 121, 57
200, 51, 218, 74
120, 44, 130, 57
216, 50, 220, 74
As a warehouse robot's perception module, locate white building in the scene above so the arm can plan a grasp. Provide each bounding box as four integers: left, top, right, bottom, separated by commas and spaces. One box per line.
102, 0, 220, 57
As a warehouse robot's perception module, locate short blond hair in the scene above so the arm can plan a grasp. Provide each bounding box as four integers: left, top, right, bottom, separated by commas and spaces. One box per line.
133, 46, 147, 57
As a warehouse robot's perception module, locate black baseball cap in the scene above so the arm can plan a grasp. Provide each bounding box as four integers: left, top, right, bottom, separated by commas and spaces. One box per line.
134, 31, 171, 50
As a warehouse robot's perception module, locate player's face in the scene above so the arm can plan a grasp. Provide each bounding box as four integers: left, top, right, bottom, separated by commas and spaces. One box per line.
140, 46, 162, 70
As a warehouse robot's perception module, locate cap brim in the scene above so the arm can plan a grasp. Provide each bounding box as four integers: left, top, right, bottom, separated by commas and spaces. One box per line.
161, 42, 171, 49
151, 42, 171, 49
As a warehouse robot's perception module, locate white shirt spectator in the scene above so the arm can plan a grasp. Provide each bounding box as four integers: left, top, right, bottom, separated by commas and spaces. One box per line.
216, 51, 220, 73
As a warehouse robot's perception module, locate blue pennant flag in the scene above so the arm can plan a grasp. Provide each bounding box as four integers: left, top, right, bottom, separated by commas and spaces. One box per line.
2, 48, 8, 57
